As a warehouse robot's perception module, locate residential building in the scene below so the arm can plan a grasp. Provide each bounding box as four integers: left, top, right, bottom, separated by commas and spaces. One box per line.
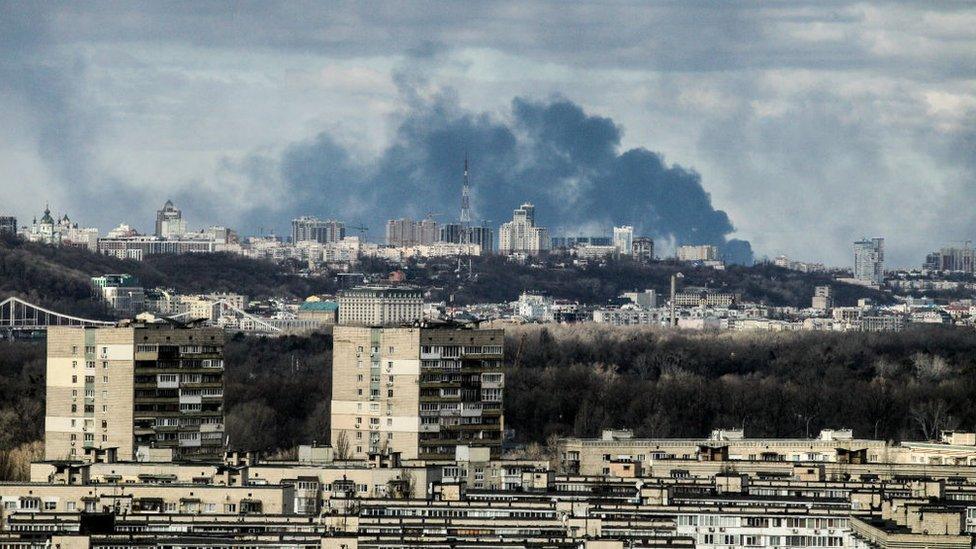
91, 274, 145, 317
498, 203, 550, 255
291, 216, 345, 244
330, 325, 504, 460
612, 226, 634, 256
386, 217, 439, 247
927, 243, 975, 274
673, 288, 736, 307
853, 237, 885, 285
439, 223, 494, 255
0, 215, 15, 236
632, 236, 654, 262
812, 285, 833, 311
514, 293, 554, 322
337, 286, 424, 326
297, 300, 339, 325
98, 235, 218, 260
551, 236, 612, 248
154, 200, 186, 238
44, 320, 225, 461
677, 244, 719, 262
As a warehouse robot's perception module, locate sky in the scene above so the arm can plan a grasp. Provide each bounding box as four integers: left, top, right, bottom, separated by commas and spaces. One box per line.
1, 1, 974, 266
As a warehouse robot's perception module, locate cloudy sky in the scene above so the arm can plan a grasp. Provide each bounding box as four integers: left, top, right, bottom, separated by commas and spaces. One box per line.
1, 1, 973, 266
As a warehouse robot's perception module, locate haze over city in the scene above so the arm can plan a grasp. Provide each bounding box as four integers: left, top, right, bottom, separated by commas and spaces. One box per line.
2, 1, 974, 266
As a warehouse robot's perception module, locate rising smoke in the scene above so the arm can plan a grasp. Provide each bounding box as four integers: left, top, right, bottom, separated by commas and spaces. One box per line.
267, 88, 753, 264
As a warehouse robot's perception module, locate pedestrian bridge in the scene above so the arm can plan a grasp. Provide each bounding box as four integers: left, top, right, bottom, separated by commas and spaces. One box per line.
0, 296, 114, 331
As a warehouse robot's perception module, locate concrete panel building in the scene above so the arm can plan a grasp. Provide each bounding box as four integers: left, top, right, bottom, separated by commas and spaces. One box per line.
337, 286, 424, 326
45, 321, 225, 462
330, 325, 504, 460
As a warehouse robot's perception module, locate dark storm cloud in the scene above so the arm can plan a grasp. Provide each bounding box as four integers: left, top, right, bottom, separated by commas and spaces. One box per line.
208, 87, 752, 262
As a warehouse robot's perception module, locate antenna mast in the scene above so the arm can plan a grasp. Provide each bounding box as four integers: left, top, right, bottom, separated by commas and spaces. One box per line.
460, 153, 471, 226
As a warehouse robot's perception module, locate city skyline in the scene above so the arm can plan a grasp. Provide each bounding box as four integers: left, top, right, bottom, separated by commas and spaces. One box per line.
2, 2, 974, 266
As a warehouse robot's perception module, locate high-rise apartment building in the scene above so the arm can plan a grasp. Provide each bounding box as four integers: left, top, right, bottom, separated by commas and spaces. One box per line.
853, 237, 885, 285
440, 223, 494, 254
498, 203, 549, 255
677, 244, 719, 262
45, 321, 225, 462
386, 217, 439, 247
291, 216, 345, 244
812, 285, 834, 311
0, 215, 17, 236
155, 200, 187, 238
612, 226, 634, 256
632, 237, 654, 262
330, 325, 504, 460
337, 287, 424, 326
926, 243, 975, 274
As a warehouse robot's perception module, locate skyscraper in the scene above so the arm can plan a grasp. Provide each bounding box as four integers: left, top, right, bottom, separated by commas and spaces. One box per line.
853, 237, 885, 285
0, 215, 17, 236
612, 226, 634, 256
291, 216, 345, 244
632, 237, 654, 262
155, 200, 186, 238
498, 203, 549, 255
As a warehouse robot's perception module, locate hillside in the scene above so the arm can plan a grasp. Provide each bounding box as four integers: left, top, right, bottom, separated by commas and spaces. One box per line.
397, 255, 891, 308
0, 236, 335, 318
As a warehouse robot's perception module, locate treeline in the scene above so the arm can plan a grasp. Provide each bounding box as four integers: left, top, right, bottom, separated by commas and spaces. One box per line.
402, 255, 890, 308
5, 323, 976, 479
503, 324, 976, 442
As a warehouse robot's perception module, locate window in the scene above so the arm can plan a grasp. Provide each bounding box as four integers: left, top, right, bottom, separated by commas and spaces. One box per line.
71, 375, 77, 383
224, 503, 236, 513
66, 502, 76, 511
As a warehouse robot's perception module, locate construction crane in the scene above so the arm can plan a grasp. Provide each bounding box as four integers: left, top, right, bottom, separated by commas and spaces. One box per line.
352, 224, 369, 242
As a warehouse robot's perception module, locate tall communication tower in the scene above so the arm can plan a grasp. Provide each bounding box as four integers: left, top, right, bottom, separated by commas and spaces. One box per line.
460, 154, 472, 226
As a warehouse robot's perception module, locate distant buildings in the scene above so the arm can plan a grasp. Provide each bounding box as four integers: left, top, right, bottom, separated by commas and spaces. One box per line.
632, 236, 654, 262
44, 321, 225, 461
925, 243, 975, 274
19, 206, 99, 250
612, 226, 634, 256
440, 223, 494, 255
774, 255, 826, 273
812, 285, 833, 311
498, 203, 550, 255
91, 274, 145, 317
330, 325, 504, 459
551, 236, 611, 248
337, 286, 424, 326
853, 237, 885, 285
386, 217, 439, 247
291, 216, 345, 244
0, 215, 17, 236
97, 201, 238, 260
154, 200, 186, 238
677, 244, 719, 262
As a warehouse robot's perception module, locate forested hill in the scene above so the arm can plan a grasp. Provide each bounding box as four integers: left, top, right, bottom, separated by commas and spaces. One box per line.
0, 236, 335, 318
405, 255, 891, 308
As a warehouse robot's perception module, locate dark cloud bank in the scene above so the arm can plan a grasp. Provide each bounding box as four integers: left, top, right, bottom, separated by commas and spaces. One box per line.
230, 88, 753, 264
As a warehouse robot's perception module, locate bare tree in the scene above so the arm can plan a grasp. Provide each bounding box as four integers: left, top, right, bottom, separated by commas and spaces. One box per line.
334, 431, 351, 460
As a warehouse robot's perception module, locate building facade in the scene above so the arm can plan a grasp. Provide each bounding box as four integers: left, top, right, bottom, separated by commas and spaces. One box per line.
91, 274, 145, 317
337, 286, 424, 326
853, 237, 885, 285
45, 321, 225, 462
612, 226, 634, 256
386, 217, 439, 247
0, 215, 17, 236
632, 236, 654, 262
154, 200, 186, 238
498, 203, 550, 255
330, 325, 504, 460
677, 244, 719, 262
291, 216, 345, 244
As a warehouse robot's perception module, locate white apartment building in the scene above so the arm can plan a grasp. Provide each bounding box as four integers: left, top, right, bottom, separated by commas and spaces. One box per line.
853, 237, 885, 285
498, 203, 550, 255
677, 244, 719, 262
612, 226, 634, 255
